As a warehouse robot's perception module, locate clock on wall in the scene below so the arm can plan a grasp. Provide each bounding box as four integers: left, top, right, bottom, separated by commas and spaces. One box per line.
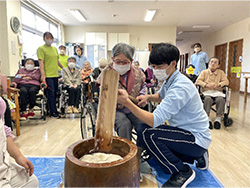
10, 16, 20, 33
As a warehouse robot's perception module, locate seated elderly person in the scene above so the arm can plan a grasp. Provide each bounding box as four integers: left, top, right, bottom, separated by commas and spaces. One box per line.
62, 56, 81, 114
91, 58, 109, 80
196, 57, 229, 129
98, 43, 146, 141
81, 61, 93, 95
12, 58, 41, 120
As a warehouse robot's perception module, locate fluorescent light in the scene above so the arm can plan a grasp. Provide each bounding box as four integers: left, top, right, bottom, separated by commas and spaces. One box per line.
144, 9, 156, 22
69, 9, 86, 22
192, 25, 210, 29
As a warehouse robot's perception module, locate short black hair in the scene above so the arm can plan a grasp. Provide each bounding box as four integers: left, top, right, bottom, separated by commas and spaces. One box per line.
193, 43, 201, 48
25, 58, 35, 64
43, 32, 54, 39
209, 56, 221, 65
149, 43, 180, 66
186, 64, 195, 69
59, 45, 66, 49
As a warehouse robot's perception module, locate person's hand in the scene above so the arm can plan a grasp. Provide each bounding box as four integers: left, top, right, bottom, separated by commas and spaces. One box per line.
74, 85, 77, 88
205, 83, 216, 89
117, 89, 129, 106
40, 82, 47, 89
15, 155, 34, 176
69, 85, 73, 88
150, 79, 154, 84
19, 74, 26, 77
12, 82, 17, 88
213, 83, 220, 89
137, 95, 149, 107
58, 78, 63, 83
23, 76, 32, 80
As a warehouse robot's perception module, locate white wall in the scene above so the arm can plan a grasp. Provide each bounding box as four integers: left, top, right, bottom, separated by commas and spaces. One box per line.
0, 1, 9, 75
0, 0, 21, 76
178, 17, 250, 92
65, 25, 176, 51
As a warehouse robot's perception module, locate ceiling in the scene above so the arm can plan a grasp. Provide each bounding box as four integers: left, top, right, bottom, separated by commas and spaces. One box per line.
30, 0, 250, 46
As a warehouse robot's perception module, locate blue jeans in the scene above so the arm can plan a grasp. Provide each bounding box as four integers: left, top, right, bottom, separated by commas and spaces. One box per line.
136, 123, 207, 174
46, 77, 58, 115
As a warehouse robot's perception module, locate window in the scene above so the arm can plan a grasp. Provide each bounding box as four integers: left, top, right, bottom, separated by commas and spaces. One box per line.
21, 5, 59, 59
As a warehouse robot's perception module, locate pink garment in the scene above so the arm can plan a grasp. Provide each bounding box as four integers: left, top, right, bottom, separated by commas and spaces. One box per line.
4, 125, 12, 137
13, 68, 41, 86
0, 97, 16, 139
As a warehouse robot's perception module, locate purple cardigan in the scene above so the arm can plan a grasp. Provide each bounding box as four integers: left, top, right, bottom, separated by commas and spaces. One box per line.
14, 68, 41, 86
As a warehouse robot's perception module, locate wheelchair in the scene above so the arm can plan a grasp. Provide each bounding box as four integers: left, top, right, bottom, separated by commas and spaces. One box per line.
13, 59, 48, 120
146, 83, 158, 113
80, 76, 98, 139
197, 85, 233, 127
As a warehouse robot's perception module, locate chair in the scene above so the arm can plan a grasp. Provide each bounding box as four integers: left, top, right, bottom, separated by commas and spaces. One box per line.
0, 74, 20, 136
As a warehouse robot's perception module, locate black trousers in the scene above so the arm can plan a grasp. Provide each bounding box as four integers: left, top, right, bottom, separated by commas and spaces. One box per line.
136, 123, 207, 174
18, 84, 40, 112
67, 86, 81, 108
2, 97, 12, 130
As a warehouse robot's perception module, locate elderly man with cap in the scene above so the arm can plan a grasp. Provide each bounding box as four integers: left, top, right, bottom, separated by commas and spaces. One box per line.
90, 58, 109, 80
62, 56, 81, 114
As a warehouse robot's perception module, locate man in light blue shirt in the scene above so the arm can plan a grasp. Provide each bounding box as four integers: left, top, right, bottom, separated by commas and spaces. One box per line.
191, 43, 209, 76
117, 43, 211, 188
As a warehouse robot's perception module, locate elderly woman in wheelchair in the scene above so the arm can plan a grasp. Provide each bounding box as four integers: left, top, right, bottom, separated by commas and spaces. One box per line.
12, 58, 42, 121
196, 57, 229, 129
62, 56, 81, 114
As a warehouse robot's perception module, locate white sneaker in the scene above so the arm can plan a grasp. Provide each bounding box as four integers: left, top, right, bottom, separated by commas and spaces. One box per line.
214, 116, 221, 129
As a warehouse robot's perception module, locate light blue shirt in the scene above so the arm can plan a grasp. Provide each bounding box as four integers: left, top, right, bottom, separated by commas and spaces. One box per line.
73, 54, 87, 69
153, 70, 211, 149
190, 51, 209, 76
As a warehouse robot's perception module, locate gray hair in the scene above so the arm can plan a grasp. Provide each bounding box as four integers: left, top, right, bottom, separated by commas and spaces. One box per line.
112, 43, 135, 61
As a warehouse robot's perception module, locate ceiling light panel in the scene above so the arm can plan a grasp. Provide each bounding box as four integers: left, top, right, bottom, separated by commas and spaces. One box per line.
144, 9, 156, 22
69, 9, 86, 22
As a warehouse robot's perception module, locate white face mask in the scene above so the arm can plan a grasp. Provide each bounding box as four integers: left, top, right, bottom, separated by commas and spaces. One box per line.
60, 50, 65, 55
194, 47, 201, 53
25, 64, 35, 71
45, 39, 53, 46
68, 62, 75, 69
113, 63, 131, 75
153, 65, 172, 81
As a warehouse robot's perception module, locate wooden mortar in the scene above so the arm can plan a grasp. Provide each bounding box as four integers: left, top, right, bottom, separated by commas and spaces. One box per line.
64, 136, 139, 187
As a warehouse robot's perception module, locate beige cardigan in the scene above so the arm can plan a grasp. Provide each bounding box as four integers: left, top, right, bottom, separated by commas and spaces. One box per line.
62, 67, 81, 86
195, 69, 229, 92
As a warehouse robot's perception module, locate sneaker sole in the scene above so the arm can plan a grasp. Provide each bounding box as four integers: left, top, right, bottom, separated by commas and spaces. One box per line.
181, 169, 196, 188
197, 151, 209, 170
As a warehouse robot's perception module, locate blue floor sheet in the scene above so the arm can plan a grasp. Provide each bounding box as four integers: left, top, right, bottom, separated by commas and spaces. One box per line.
28, 157, 223, 188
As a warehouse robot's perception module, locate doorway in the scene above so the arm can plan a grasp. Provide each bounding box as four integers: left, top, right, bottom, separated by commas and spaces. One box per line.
214, 43, 227, 72
228, 39, 243, 91
179, 53, 189, 73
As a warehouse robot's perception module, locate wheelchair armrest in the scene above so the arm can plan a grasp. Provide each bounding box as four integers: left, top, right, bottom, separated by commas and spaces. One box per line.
222, 85, 228, 94
196, 84, 203, 94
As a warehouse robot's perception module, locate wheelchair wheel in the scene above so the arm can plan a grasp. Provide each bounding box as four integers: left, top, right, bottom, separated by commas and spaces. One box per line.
41, 98, 46, 121
80, 102, 96, 139
224, 117, 233, 127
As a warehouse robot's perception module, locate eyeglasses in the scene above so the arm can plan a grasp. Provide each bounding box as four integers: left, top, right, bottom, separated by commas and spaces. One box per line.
113, 59, 130, 65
